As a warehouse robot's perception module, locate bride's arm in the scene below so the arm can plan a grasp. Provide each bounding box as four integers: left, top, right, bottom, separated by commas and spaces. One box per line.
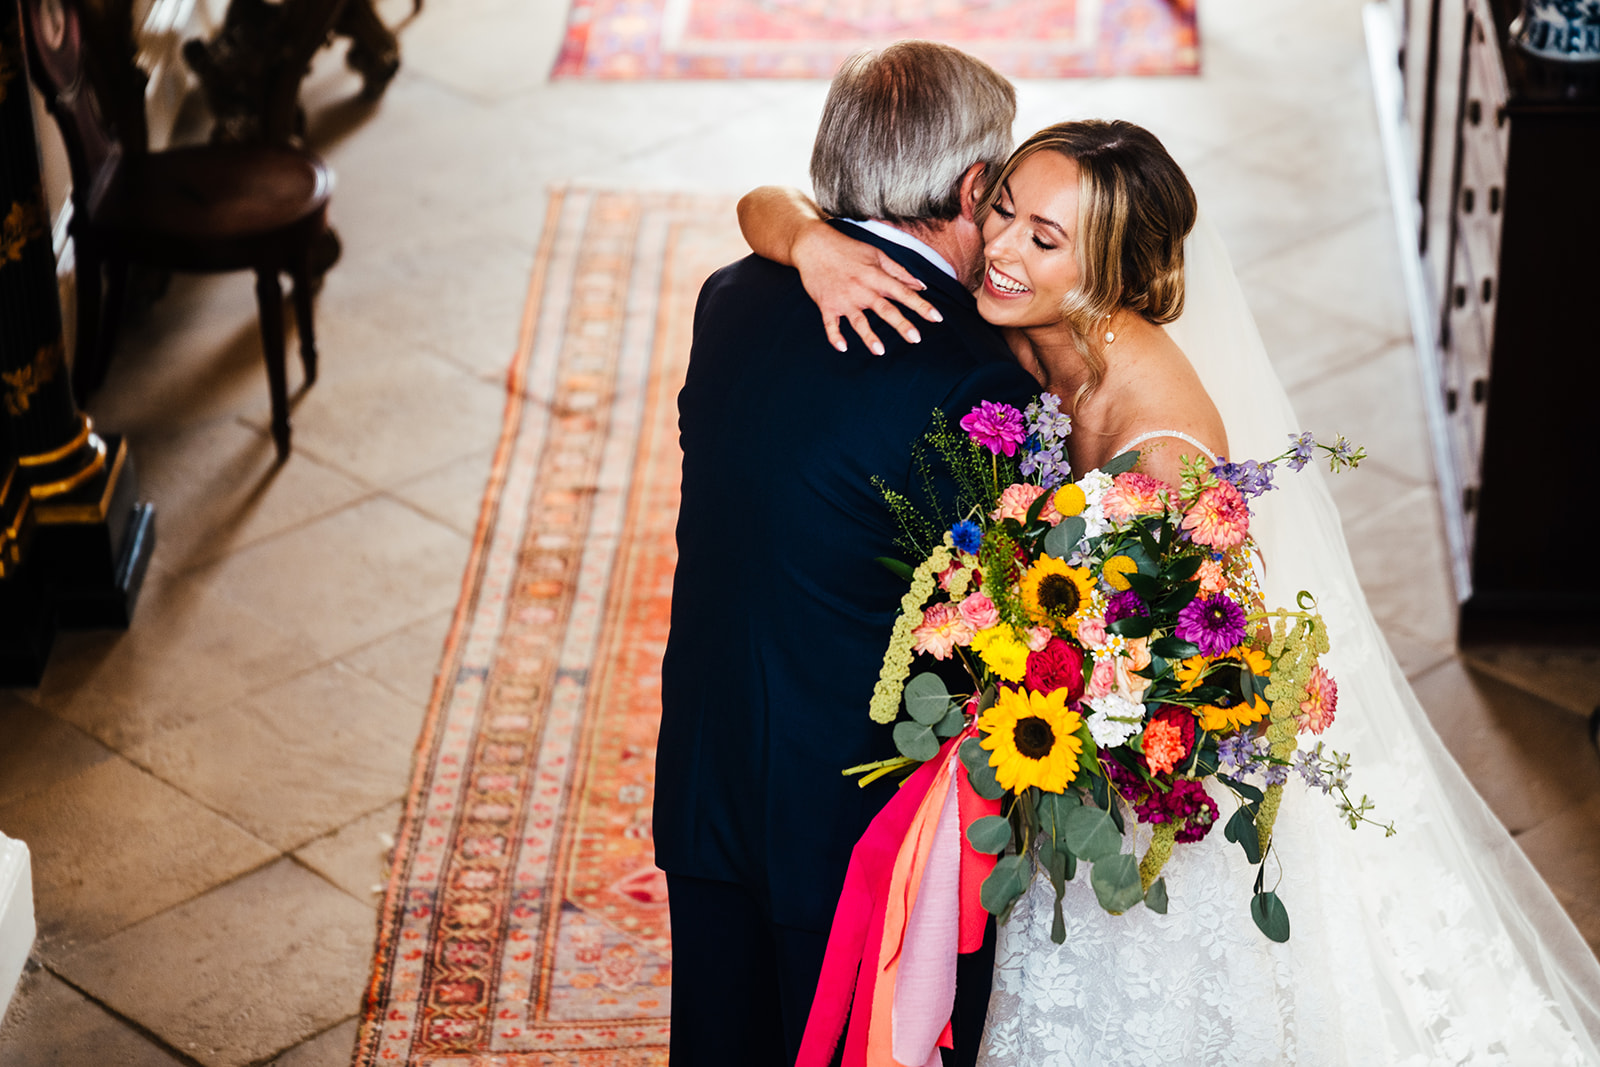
736, 186, 942, 355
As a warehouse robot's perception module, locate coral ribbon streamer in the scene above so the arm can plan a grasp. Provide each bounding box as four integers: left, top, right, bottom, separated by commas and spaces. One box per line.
796, 725, 1000, 1067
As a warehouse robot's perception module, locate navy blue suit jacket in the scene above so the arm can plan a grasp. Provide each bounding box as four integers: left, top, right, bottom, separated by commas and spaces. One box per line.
655, 223, 1038, 933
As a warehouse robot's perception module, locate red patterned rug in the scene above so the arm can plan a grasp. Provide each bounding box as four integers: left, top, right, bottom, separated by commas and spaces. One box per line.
552, 0, 1199, 79
354, 189, 745, 1065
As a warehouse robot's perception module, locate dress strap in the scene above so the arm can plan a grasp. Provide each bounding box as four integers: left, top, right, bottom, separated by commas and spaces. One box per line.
1114, 429, 1220, 465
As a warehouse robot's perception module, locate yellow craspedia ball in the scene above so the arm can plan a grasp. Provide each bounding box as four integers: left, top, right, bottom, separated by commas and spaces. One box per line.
1102, 554, 1139, 591
1053, 483, 1086, 517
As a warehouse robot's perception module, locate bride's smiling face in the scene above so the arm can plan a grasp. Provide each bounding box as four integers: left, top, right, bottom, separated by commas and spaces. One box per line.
977, 151, 1082, 330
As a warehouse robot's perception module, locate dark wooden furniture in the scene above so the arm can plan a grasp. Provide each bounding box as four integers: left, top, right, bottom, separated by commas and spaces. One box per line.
1391, 0, 1600, 641
21, 0, 333, 459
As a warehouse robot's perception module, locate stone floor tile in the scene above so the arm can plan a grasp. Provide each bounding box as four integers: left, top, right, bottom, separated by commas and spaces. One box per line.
341, 609, 454, 709
129, 417, 372, 574
387, 445, 494, 537
1318, 456, 1421, 538
1249, 282, 1391, 393
0, 758, 275, 954
0, 966, 186, 1066
1460, 645, 1600, 719
31, 566, 325, 750
312, 234, 534, 383
236, 350, 506, 491
1409, 660, 1600, 835
1286, 341, 1435, 488
1239, 209, 1414, 345
54, 859, 373, 1067
294, 802, 403, 905
0, 696, 113, 809
1384, 629, 1456, 682
1341, 486, 1459, 651
1515, 795, 1600, 920
392, 0, 568, 101
270, 1017, 359, 1067
127, 664, 423, 851
190, 495, 469, 661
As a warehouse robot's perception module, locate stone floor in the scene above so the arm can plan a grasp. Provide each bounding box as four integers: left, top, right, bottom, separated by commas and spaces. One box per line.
2, 0, 1598, 1063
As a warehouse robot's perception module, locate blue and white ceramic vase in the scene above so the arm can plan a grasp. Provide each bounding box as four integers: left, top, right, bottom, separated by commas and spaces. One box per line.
1511, 0, 1600, 63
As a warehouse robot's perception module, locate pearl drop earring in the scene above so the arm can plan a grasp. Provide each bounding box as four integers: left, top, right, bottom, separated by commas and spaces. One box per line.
1104, 314, 1116, 345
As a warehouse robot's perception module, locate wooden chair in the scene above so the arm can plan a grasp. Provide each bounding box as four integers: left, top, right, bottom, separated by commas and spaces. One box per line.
21, 0, 334, 459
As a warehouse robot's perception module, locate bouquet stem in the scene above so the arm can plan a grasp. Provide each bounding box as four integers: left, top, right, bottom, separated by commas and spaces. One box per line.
1139, 821, 1177, 892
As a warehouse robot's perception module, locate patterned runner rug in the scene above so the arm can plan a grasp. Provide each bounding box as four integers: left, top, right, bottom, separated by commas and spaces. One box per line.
355, 189, 745, 1066
552, 0, 1199, 80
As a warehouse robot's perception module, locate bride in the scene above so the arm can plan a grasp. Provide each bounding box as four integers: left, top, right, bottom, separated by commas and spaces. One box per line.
739, 119, 1600, 1063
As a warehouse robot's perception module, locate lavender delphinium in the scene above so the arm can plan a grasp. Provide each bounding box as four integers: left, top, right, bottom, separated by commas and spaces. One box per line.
1287, 431, 1316, 472
1213, 458, 1277, 498
1019, 394, 1074, 488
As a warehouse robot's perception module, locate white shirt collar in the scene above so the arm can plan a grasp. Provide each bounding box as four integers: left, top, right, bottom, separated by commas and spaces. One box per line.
845, 219, 958, 280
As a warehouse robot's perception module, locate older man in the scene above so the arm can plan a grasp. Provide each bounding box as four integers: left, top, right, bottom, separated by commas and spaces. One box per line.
655, 41, 1037, 1066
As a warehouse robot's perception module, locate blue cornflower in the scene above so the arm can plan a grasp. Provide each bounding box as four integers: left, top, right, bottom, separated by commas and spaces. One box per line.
950, 520, 982, 555
1287, 431, 1315, 472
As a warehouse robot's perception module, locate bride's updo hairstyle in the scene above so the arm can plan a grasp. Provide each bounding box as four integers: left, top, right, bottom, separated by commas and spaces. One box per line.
980, 120, 1197, 407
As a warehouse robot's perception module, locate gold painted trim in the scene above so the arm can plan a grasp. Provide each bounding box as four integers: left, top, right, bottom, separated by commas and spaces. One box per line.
30, 436, 106, 502
3, 337, 64, 415
18, 414, 93, 466
36, 437, 124, 524
0, 491, 33, 576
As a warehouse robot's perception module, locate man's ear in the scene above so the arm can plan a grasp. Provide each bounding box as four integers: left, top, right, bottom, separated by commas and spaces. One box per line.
958, 162, 990, 222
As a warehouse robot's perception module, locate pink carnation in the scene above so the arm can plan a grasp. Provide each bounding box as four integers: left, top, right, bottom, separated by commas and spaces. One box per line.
990, 483, 1062, 525
1181, 481, 1250, 550
911, 602, 975, 660
958, 590, 1000, 631
1102, 471, 1174, 523
1298, 665, 1338, 734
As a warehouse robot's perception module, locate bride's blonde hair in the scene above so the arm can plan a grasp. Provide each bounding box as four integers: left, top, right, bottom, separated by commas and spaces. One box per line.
977, 120, 1197, 411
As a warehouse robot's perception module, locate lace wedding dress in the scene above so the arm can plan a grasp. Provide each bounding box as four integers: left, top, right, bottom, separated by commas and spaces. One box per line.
976, 218, 1600, 1066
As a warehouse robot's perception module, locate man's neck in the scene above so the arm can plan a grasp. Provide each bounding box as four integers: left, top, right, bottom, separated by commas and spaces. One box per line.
879, 218, 980, 289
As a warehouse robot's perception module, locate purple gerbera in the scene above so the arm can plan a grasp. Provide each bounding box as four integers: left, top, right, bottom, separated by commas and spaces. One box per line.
960, 401, 1026, 457
1174, 594, 1248, 657
1105, 589, 1149, 624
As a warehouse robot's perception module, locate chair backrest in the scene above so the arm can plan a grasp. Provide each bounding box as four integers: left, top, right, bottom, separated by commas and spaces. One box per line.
18, 0, 137, 208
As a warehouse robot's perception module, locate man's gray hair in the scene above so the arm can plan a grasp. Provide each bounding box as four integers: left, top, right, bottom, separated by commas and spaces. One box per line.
810, 41, 1016, 225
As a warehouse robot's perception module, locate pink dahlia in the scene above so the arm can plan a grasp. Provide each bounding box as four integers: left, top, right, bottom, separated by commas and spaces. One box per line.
1102, 471, 1173, 523
990, 482, 1061, 526
960, 401, 1027, 457
1299, 665, 1338, 734
1181, 481, 1250, 550
912, 602, 975, 660
958, 590, 1001, 632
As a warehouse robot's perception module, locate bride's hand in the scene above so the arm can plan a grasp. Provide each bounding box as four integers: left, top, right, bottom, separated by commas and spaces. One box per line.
791, 219, 943, 355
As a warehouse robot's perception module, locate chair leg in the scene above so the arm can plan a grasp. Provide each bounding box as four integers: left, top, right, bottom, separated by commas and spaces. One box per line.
290, 262, 317, 385
98, 258, 129, 378
71, 246, 103, 403
254, 268, 292, 460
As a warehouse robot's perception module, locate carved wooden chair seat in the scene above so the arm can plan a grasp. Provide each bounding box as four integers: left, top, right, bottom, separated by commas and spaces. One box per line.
21, 0, 333, 459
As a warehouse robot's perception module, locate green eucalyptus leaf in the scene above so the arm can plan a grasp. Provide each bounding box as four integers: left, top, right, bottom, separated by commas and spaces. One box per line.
1063, 805, 1122, 863
876, 556, 915, 582
904, 672, 952, 725
1218, 775, 1264, 806
893, 721, 940, 763
1101, 450, 1140, 476
1251, 891, 1291, 942
1035, 789, 1081, 848
1144, 877, 1169, 914
959, 738, 1007, 800
1043, 516, 1087, 560
1090, 853, 1144, 913
980, 854, 1030, 917
1150, 636, 1202, 660
933, 706, 967, 739
965, 814, 1014, 855
1224, 804, 1262, 864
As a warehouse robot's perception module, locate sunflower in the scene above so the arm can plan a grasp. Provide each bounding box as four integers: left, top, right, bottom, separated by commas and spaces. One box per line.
1019, 556, 1095, 632
978, 686, 1084, 794
1196, 693, 1269, 733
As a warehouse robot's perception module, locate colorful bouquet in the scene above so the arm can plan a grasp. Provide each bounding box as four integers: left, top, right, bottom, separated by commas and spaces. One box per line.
853, 396, 1389, 944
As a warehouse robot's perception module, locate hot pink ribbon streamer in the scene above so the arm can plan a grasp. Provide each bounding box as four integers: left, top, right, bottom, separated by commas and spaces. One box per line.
796, 725, 1001, 1067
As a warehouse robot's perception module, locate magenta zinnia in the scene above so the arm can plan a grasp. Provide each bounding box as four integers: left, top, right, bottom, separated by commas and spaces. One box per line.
961, 401, 1027, 457
1175, 594, 1248, 656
